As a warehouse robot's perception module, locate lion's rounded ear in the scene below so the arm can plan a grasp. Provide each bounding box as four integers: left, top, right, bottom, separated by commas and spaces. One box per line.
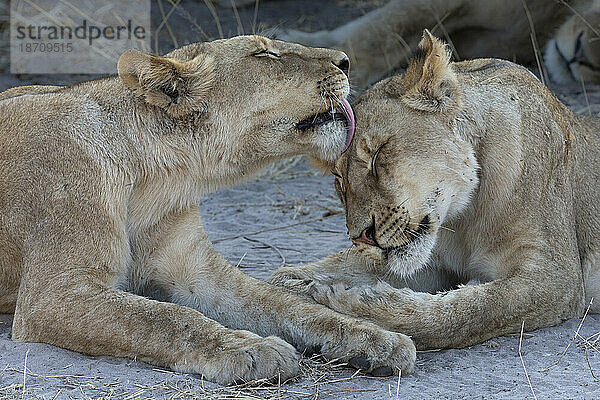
117, 49, 214, 117
387, 30, 461, 114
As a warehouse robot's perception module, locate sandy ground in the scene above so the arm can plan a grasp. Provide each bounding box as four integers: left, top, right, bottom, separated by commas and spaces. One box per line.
2, 0, 600, 399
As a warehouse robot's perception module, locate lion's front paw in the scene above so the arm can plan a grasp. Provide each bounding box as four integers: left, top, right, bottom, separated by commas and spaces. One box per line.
179, 333, 300, 385
322, 323, 416, 377
219, 335, 300, 384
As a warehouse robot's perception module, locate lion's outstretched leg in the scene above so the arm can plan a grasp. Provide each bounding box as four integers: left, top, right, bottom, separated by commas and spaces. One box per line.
270, 248, 464, 296
12, 210, 299, 385
281, 0, 469, 88
132, 206, 416, 376
281, 258, 584, 350
269, 248, 381, 297
270, 226, 584, 350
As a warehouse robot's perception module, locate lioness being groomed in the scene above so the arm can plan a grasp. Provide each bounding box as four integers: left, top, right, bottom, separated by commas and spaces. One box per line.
0, 35, 416, 384
271, 31, 600, 350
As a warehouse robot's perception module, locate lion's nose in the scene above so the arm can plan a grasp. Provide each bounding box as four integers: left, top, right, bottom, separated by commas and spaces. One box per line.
333, 56, 350, 77
352, 224, 377, 246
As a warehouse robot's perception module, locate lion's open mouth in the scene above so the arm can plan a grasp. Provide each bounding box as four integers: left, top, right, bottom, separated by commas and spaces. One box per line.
296, 98, 355, 153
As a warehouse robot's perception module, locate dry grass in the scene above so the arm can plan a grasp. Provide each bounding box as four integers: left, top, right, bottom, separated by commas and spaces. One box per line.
580, 76, 592, 117
154, 0, 180, 53
0, 384, 25, 400
571, 302, 600, 382
213, 212, 342, 244
540, 299, 594, 373
518, 321, 537, 400
202, 0, 224, 39
431, 11, 460, 61
0, 354, 373, 400
252, 0, 260, 34
515, 299, 600, 397
521, 0, 548, 86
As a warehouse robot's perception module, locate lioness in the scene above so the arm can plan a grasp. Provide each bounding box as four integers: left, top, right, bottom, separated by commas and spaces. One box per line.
282, 0, 600, 88
270, 31, 600, 350
0, 35, 416, 384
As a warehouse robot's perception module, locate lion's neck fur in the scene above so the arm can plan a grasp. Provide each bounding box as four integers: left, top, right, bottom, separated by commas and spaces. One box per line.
62, 77, 276, 233
438, 60, 598, 283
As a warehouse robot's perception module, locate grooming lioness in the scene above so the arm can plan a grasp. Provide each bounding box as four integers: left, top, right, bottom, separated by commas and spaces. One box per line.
271, 31, 600, 350
0, 35, 416, 384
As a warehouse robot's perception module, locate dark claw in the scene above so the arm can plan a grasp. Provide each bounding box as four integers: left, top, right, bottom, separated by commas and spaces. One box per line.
371, 366, 394, 377
348, 356, 371, 371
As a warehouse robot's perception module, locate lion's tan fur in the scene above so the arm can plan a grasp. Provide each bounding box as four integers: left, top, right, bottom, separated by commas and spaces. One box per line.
270, 32, 600, 350
0, 35, 416, 384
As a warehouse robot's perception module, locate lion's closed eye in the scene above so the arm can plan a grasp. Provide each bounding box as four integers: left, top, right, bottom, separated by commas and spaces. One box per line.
253, 49, 281, 59
371, 144, 385, 179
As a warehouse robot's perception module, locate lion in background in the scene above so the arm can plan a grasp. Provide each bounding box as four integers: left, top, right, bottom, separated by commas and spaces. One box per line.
279, 0, 600, 88
271, 31, 600, 350
0, 35, 416, 385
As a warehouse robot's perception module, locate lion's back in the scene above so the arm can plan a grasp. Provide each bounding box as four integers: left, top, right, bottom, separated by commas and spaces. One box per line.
0, 85, 62, 101
453, 58, 544, 88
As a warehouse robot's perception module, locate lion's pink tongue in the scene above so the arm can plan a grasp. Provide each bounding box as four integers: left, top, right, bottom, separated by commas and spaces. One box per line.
336, 98, 355, 153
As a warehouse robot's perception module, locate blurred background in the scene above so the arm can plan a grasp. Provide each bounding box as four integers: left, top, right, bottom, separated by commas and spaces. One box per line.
1, 0, 598, 113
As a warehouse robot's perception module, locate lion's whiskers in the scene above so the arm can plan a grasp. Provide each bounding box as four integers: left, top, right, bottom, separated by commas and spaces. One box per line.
330, 92, 340, 119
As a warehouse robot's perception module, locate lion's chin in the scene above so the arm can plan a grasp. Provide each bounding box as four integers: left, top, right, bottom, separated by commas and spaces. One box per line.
297, 98, 355, 162
384, 234, 438, 278
310, 120, 351, 162
352, 231, 436, 272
